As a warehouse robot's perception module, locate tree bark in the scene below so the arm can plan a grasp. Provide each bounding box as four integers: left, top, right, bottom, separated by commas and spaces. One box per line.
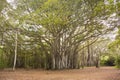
13, 30, 18, 71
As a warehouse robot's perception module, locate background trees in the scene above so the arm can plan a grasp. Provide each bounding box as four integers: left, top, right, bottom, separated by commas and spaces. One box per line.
0, 0, 119, 70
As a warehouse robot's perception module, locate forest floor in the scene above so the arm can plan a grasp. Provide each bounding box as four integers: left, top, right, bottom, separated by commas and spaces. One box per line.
0, 67, 120, 80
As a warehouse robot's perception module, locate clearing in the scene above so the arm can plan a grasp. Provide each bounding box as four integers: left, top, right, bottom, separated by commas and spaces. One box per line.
0, 67, 120, 80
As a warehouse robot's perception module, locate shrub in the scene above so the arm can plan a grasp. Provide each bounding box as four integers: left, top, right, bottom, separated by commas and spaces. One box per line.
101, 56, 115, 66
115, 56, 120, 69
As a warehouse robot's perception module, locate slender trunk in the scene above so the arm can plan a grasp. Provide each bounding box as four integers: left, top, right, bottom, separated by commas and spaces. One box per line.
52, 54, 55, 69
87, 41, 91, 66
96, 53, 100, 68
13, 30, 18, 71
81, 47, 85, 69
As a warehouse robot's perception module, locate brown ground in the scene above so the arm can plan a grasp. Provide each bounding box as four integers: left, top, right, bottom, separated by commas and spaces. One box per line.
0, 67, 120, 80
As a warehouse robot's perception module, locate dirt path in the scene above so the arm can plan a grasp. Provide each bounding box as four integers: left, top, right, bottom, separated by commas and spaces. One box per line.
0, 67, 120, 80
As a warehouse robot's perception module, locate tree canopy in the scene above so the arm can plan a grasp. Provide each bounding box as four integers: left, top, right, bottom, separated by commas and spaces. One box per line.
0, 0, 120, 70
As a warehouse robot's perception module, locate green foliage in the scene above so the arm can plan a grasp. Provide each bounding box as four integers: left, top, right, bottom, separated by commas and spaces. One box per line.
0, 0, 119, 70
115, 55, 120, 69
0, 0, 7, 12
101, 56, 115, 66
0, 49, 7, 69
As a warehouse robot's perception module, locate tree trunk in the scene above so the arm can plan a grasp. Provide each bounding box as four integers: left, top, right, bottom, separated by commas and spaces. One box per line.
13, 30, 18, 71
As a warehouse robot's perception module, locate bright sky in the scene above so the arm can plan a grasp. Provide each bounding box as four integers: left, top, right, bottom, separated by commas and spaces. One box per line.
6, 0, 14, 3
6, 0, 16, 9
